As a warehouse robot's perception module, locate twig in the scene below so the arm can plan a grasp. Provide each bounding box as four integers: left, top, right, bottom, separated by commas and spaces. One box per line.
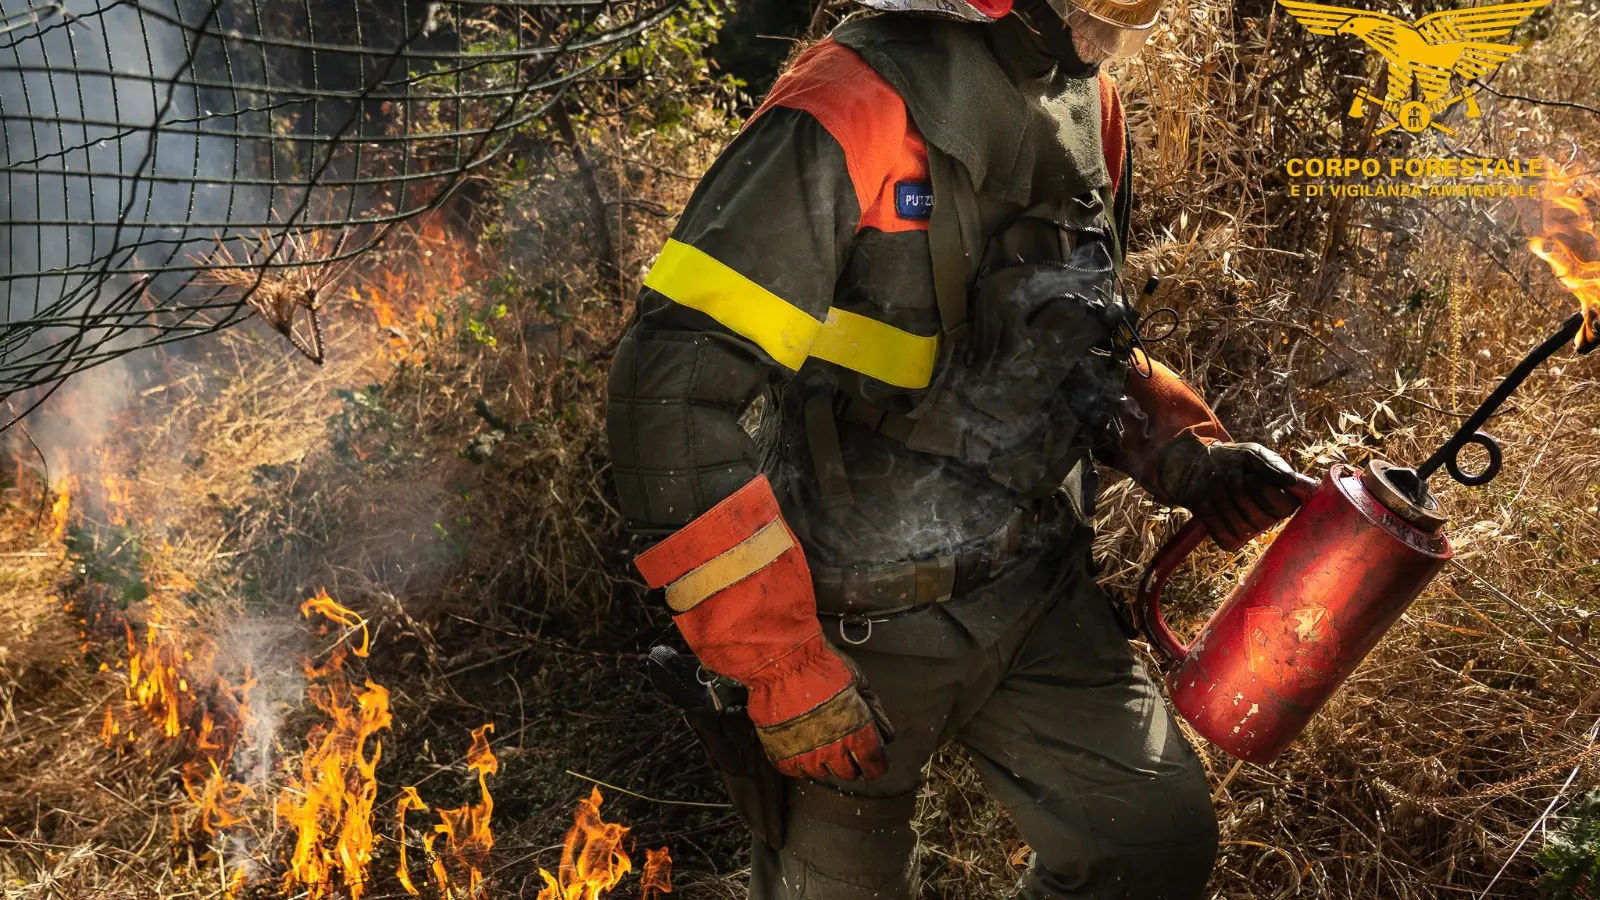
1219, 840, 1303, 900
17, 422, 52, 532
1305, 366, 1354, 390
447, 613, 646, 662
1213, 758, 1246, 800
1449, 559, 1600, 669
1475, 82, 1600, 119
563, 769, 732, 808
550, 97, 622, 297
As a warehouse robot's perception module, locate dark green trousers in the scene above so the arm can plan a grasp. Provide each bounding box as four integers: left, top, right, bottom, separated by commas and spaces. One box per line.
749, 561, 1218, 899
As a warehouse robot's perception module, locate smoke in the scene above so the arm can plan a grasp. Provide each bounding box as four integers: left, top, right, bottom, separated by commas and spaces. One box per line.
1, 0, 295, 803
0, 0, 264, 401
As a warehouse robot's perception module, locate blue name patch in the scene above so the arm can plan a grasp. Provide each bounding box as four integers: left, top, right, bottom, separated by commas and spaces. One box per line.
894, 181, 934, 220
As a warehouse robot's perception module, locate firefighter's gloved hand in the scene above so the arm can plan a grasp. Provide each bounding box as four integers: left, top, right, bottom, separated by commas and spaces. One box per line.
632, 475, 893, 783
1158, 434, 1316, 551
748, 647, 894, 781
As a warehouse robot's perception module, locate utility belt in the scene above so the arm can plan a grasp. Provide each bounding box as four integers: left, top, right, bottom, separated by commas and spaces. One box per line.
810, 506, 1034, 626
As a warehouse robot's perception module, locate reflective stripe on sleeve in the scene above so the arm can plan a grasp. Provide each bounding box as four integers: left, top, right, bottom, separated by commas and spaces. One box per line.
664, 518, 796, 613
643, 238, 939, 389
811, 307, 937, 390
643, 239, 821, 370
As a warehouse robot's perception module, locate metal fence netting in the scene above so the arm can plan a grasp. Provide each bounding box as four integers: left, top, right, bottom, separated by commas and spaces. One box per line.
0, 0, 677, 425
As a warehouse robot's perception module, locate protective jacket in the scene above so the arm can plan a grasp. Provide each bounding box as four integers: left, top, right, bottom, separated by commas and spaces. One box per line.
609, 12, 1225, 640
611, 11, 1237, 898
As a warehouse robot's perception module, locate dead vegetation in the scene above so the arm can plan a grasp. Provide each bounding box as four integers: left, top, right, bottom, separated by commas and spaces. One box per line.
0, 0, 1598, 898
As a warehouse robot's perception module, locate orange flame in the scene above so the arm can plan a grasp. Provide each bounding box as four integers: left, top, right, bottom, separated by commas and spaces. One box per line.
98, 603, 256, 840
125, 615, 186, 740
48, 475, 72, 542
349, 212, 475, 365
432, 723, 499, 894
99, 704, 119, 746
102, 472, 132, 527
396, 786, 430, 896
185, 758, 254, 832
300, 587, 371, 657
1530, 163, 1600, 352
536, 788, 672, 900
55, 209, 489, 896
641, 847, 673, 900
398, 723, 500, 897
279, 592, 392, 900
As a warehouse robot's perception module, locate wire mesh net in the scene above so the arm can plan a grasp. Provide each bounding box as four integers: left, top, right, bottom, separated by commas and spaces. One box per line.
0, 0, 678, 426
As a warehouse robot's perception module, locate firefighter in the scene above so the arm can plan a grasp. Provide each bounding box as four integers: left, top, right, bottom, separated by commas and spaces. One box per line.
607, 0, 1312, 894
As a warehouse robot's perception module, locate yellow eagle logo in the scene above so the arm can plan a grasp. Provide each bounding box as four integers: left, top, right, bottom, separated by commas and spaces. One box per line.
1277, 0, 1549, 134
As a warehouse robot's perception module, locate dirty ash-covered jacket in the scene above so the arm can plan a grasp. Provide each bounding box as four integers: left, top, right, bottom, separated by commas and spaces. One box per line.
607, 13, 1225, 643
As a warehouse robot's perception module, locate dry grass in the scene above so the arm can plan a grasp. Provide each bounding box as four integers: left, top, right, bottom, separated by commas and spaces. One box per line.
2, 1, 1600, 898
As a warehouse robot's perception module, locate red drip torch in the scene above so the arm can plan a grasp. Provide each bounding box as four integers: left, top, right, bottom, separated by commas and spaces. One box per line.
1138, 312, 1595, 764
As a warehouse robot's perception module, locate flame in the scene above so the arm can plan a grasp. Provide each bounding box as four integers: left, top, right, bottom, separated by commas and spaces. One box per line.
640, 847, 673, 900
48, 474, 72, 542
46, 209, 490, 896
96, 601, 254, 841
279, 592, 390, 900
399, 723, 500, 897
396, 786, 430, 896
186, 758, 254, 832
1530, 163, 1600, 352
100, 704, 119, 746
102, 472, 132, 527
349, 212, 474, 364
125, 616, 185, 740
301, 587, 371, 657
432, 723, 499, 894
536, 788, 672, 900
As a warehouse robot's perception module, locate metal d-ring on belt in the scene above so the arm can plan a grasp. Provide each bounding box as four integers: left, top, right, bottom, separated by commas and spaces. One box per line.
811, 508, 1033, 645
837, 615, 876, 646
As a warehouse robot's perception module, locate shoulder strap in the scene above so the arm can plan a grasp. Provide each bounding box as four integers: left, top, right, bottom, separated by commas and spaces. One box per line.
925, 142, 974, 345
804, 390, 855, 508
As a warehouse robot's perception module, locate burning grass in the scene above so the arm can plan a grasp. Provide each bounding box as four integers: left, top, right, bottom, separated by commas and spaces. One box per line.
0, 92, 711, 894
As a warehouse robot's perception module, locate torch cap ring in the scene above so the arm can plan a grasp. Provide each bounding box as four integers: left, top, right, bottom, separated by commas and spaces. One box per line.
1361, 460, 1448, 532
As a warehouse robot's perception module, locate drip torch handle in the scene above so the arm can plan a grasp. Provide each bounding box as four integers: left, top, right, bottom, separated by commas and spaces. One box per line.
1136, 518, 1209, 664
1135, 476, 1318, 665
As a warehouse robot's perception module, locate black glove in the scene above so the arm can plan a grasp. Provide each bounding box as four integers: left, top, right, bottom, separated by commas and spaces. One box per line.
1157, 434, 1317, 551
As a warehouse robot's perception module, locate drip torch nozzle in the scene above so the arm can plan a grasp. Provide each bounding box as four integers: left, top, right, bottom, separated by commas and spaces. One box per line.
1580, 306, 1600, 355
1408, 311, 1588, 502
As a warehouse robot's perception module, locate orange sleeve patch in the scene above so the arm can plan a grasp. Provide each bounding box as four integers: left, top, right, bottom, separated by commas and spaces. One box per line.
633, 475, 785, 588
1098, 73, 1126, 198
749, 39, 929, 234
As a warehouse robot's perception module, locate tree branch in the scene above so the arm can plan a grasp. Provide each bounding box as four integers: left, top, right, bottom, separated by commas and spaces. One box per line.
1476, 82, 1600, 119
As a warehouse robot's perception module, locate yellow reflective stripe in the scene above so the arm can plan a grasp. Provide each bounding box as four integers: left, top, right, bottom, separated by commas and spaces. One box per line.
664, 519, 795, 614
644, 238, 939, 389
812, 308, 938, 390
644, 239, 820, 370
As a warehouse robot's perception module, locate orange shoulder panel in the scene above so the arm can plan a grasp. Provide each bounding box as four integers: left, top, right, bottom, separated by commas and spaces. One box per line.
749, 39, 929, 234
1098, 73, 1126, 197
